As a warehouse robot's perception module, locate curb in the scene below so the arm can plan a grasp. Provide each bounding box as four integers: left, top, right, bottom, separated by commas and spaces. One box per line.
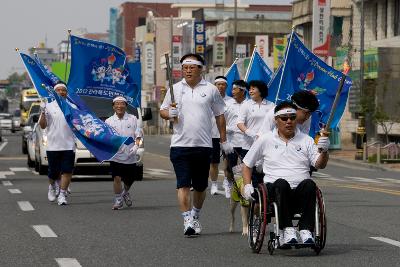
329, 155, 400, 172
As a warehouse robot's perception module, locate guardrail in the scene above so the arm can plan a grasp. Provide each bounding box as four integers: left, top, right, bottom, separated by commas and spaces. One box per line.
364, 141, 400, 164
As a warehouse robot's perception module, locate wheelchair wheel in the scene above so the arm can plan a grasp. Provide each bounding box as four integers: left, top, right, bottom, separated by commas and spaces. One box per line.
248, 183, 268, 254
314, 187, 327, 255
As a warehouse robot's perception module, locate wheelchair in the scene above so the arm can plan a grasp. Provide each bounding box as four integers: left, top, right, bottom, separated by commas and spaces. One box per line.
248, 183, 326, 255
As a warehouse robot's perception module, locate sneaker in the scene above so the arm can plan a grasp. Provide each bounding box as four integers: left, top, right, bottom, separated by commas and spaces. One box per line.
112, 197, 123, 210
54, 180, 60, 197
192, 216, 202, 235
299, 230, 314, 244
122, 192, 133, 207
48, 185, 56, 202
283, 227, 298, 244
222, 178, 232, 199
210, 182, 218, 195
67, 186, 72, 195
57, 192, 68, 206
184, 219, 195, 236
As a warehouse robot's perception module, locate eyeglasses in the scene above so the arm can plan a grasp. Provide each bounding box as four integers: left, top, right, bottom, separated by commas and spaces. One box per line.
278, 115, 297, 121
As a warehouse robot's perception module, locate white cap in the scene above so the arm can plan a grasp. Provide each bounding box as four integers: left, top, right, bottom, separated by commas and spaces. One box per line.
113, 96, 127, 103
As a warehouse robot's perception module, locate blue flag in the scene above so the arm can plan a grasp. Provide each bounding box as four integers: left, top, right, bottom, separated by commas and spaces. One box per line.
268, 33, 352, 137
245, 50, 273, 86
68, 35, 141, 108
127, 62, 142, 107
225, 62, 241, 97
19, 53, 52, 99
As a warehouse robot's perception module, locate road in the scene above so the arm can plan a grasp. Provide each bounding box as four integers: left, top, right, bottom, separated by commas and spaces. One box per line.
0, 132, 399, 266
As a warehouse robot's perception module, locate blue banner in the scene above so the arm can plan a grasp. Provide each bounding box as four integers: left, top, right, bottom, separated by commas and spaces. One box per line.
127, 62, 142, 107
19, 53, 52, 99
68, 35, 141, 108
245, 50, 273, 86
225, 62, 241, 97
268, 33, 352, 137
194, 21, 206, 59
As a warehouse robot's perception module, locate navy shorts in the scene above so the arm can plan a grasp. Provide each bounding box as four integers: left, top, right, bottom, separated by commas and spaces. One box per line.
110, 161, 137, 188
170, 147, 212, 192
46, 150, 75, 180
210, 138, 221, 164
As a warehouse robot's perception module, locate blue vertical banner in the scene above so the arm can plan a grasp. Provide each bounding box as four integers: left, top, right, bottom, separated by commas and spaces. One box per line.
225, 62, 241, 97
67, 35, 141, 108
245, 50, 273, 85
268, 33, 352, 137
194, 21, 206, 59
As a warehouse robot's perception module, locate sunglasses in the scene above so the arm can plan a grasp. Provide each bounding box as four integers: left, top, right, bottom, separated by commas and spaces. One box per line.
278, 115, 297, 121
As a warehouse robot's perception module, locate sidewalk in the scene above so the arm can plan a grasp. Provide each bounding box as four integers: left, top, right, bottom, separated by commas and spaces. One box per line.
329, 148, 400, 172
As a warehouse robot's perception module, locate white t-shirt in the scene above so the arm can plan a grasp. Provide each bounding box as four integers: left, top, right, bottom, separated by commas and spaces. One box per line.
258, 108, 312, 136
105, 112, 142, 164
225, 99, 247, 148
243, 128, 320, 188
44, 100, 75, 151
211, 95, 233, 138
160, 78, 226, 147
237, 99, 275, 150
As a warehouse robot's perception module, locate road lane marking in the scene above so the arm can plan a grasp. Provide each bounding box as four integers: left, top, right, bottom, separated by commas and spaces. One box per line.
370, 237, 400, 248
9, 167, 30, 172
17, 201, 34, 211
2, 181, 12, 186
344, 176, 383, 183
337, 184, 400, 196
146, 168, 172, 173
32, 225, 57, 237
0, 171, 15, 179
312, 172, 331, 178
8, 189, 21, 194
145, 152, 169, 159
55, 258, 82, 267
0, 140, 8, 152
377, 178, 400, 184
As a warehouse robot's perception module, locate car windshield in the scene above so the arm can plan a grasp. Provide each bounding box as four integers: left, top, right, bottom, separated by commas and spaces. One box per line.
29, 105, 40, 115
13, 109, 21, 117
79, 96, 139, 121
22, 99, 40, 111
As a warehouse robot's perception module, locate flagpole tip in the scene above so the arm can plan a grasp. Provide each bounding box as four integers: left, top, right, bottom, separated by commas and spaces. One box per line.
15, 48, 19, 52
67, 29, 71, 34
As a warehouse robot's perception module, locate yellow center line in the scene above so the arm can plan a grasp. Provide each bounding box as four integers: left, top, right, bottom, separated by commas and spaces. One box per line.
317, 181, 400, 196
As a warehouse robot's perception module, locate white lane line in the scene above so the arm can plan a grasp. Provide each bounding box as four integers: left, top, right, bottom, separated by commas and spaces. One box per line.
9, 167, 30, 172
370, 237, 400, 248
2, 180, 13, 186
55, 258, 82, 267
312, 172, 331, 178
344, 176, 383, 183
0, 171, 15, 179
17, 201, 34, 211
32, 225, 57, 237
377, 178, 400, 184
8, 189, 21, 194
316, 177, 345, 182
0, 140, 8, 152
146, 168, 172, 173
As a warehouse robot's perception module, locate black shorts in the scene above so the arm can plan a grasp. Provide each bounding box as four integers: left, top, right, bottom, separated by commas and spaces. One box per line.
110, 161, 137, 188
170, 147, 212, 192
210, 138, 221, 164
47, 150, 75, 180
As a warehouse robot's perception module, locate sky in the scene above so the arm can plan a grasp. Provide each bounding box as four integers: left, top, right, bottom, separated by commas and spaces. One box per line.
0, 0, 291, 79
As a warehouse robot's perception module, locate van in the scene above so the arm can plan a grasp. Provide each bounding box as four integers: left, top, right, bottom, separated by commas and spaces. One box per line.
20, 88, 40, 126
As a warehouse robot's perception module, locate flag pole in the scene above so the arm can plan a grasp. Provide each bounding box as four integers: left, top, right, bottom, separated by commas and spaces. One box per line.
325, 73, 347, 131
244, 45, 257, 81
224, 57, 239, 76
64, 29, 71, 82
274, 27, 295, 104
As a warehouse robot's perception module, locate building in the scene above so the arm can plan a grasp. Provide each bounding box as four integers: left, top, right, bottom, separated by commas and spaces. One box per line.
28, 42, 58, 66
113, 2, 179, 57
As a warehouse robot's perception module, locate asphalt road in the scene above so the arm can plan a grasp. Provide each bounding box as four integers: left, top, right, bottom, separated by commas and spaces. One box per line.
0, 132, 399, 266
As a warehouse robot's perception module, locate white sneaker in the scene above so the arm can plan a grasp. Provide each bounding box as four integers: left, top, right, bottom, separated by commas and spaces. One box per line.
57, 192, 68, 206
54, 180, 60, 197
122, 191, 133, 207
112, 197, 123, 210
210, 182, 218, 195
192, 217, 202, 235
223, 178, 232, 199
48, 185, 56, 202
183, 219, 195, 236
283, 227, 298, 244
299, 230, 314, 244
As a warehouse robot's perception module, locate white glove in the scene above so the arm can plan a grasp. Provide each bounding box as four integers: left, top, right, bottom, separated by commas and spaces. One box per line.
40, 101, 46, 113
220, 141, 234, 154
128, 145, 138, 157
243, 184, 255, 201
168, 107, 178, 119
317, 136, 330, 152
245, 129, 257, 139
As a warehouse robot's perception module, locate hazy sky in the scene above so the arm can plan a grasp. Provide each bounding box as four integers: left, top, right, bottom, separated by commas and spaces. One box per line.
0, 0, 291, 79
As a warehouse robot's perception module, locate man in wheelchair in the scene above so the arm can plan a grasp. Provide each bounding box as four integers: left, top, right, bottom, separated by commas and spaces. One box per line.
242, 101, 329, 245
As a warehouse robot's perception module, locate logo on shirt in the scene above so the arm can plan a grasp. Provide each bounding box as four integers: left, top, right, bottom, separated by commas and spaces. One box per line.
296, 145, 302, 151
275, 145, 278, 149
200, 92, 206, 97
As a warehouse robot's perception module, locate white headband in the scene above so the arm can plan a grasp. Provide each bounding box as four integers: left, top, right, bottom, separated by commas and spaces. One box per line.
274, 108, 297, 116
54, 84, 67, 90
292, 101, 309, 111
214, 78, 227, 84
113, 96, 127, 103
182, 59, 203, 66
233, 84, 246, 90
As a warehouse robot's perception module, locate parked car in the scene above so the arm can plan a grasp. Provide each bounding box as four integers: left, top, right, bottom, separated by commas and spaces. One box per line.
22, 113, 39, 154
12, 109, 21, 133
33, 124, 48, 174
0, 113, 13, 131
27, 122, 37, 168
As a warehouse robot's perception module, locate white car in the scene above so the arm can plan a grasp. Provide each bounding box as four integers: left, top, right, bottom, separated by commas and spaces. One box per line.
0, 113, 13, 130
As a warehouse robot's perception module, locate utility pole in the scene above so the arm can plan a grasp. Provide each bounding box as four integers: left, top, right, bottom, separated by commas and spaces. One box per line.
232, 0, 237, 63
360, 0, 364, 98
